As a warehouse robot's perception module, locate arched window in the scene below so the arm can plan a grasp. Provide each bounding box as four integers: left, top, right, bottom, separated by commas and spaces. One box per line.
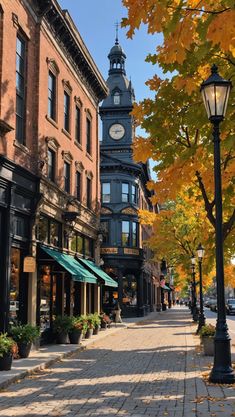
114, 92, 120, 105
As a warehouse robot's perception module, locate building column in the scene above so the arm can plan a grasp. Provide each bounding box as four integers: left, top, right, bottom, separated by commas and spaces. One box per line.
27, 272, 37, 325
149, 280, 154, 312
80, 282, 87, 315
156, 285, 161, 311
94, 285, 100, 314
137, 268, 144, 317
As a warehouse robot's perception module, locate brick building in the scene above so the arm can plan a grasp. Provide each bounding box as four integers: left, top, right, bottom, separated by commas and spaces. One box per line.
0, 0, 117, 340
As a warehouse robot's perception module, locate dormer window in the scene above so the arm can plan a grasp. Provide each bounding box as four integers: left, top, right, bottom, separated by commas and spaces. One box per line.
114, 92, 120, 105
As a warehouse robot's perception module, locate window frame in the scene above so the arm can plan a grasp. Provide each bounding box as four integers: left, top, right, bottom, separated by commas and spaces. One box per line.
64, 161, 71, 193
86, 116, 91, 155
131, 184, 138, 204
102, 182, 111, 203
75, 105, 81, 143
48, 71, 56, 121
122, 220, 130, 247
63, 91, 70, 133
101, 220, 110, 245
16, 33, 27, 145
75, 170, 81, 202
86, 177, 92, 209
122, 182, 129, 203
47, 147, 56, 182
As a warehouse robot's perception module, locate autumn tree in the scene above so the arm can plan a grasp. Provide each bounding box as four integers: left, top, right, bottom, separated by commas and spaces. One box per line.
122, 1, 235, 264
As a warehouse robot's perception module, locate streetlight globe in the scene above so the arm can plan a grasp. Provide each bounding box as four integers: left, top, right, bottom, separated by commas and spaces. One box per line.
191, 254, 196, 266
197, 243, 205, 260
200, 64, 232, 120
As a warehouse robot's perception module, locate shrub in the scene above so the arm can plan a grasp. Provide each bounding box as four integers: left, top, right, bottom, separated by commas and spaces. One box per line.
93, 313, 101, 328
199, 324, 216, 338
53, 315, 71, 334
70, 316, 87, 332
0, 333, 17, 358
10, 324, 40, 344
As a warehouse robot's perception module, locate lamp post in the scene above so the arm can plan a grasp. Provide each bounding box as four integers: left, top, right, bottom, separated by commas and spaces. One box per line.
191, 255, 198, 322
196, 244, 206, 333
200, 65, 235, 383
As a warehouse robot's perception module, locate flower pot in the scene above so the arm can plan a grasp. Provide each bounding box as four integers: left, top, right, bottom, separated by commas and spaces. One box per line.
0, 354, 13, 371
202, 336, 214, 356
69, 329, 83, 344
56, 331, 68, 344
101, 322, 107, 330
85, 328, 93, 339
93, 326, 99, 335
18, 342, 32, 358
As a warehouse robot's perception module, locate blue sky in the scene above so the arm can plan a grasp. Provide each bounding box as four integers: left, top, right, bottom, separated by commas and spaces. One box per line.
58, 1, 162, 178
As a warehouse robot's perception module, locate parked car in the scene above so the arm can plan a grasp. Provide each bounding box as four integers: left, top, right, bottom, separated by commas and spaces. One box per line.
226, 299, 235, 315
209, 299, 217, 312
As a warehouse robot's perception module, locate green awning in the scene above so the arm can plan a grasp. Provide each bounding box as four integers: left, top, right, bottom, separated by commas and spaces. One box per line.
76, 258, 118, 288
41, 246, 97, 284
162, 284, 171, 291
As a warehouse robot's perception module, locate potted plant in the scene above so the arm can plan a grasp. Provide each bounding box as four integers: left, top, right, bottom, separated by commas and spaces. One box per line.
85, 314, 94, 339
0, 333, 17, 371
10, 324, 40, 358
100, 313, 111, 329
68, 316, 85, 344
53, 315, 71, 344
92, 313, 101, 335
199, 324, 215, 356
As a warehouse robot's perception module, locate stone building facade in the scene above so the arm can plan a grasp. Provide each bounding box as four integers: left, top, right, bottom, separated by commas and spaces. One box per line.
99, 37, 161, 317
0, 0, 114, 339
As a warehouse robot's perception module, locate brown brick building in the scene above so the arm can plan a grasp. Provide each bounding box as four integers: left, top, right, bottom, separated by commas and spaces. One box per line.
0, 0, 115, 339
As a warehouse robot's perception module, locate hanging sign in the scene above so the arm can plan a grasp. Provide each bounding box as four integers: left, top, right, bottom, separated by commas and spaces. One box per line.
23, 256, 36, 272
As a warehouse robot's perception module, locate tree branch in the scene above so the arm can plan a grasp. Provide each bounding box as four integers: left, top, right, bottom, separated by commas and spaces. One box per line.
167, 6, 230, 15
223, 209, 235, 240
195, 171, 216, 228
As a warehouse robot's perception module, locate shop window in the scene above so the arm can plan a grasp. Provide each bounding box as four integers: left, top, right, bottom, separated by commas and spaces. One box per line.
39, 266, 56, 333
37, 216, 61, 247
48, 71, 56, 120
122, 274, 137, 307
50, 220, 61, 247
122, 183, 129, 203
84, 237, 94, 258
102, 182, 110, 203
9, 248, 20, 325
64, 91, 70, 132
37, 216, 49, 243
13, 215, 27, 237
101, 221, 109, 245
71, 233, 83, 254
48, 148, 56, 182
75, 105, 81, 143
122, 221, 130, 246
86, 117, 91, 154
64, 161, 71, 193
87, 177, 92, 209
16, 34, 27, 144
131, 184, 138, 204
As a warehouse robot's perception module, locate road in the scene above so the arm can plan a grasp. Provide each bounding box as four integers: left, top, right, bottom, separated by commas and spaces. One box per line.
204, 308, 235, 344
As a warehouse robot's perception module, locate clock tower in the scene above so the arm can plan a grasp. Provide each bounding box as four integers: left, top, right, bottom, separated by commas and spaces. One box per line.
99, 35, 135, 161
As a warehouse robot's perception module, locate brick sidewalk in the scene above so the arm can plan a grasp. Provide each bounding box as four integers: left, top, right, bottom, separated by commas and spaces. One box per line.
0, 307, 234, 417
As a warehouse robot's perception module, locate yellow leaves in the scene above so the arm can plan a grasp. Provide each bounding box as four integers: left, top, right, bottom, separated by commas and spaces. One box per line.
207, 10, 235, 57
145, 75, 162, 91
198, 64, 211, 81
132, 136, 154, 163
138, 209, 156, 225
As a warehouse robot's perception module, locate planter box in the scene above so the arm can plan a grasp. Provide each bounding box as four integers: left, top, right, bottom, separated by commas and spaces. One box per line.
202, 336, 214, 356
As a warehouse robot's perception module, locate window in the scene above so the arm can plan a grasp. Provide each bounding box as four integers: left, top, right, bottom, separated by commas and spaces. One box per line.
75, 106, 81, 143
76, 171, 81, 201
37, 216, 61, 247
48, 148, 55, 182
16, 35, 26, 144
114, 92, 120, 105
87, 178, 91, 209
86, 117, 91, 154
101, 221, 109, 244
122, 183, 129, 203
102, 182, 110, 203
122, 221, 130, 246
132, 222, 138, 247
84, 237, 94, 258
64, 162, 70, 193
48, 71, 56, 120
131, 184, 138, 204
64, 91, 70, 132
13, 215, 27, 238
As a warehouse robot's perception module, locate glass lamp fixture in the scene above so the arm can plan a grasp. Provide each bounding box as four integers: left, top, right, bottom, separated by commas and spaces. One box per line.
200, 64, 232, 120
197, 243, 205, 260
191, 254, 196, 266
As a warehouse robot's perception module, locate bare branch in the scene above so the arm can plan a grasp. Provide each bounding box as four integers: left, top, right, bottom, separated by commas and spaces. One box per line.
195, 171, 216, 228
167, 6, 230, 15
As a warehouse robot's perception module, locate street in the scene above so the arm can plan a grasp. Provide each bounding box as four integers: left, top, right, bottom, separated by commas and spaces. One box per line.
0, 307, 234, 417
204, 308, 235, 344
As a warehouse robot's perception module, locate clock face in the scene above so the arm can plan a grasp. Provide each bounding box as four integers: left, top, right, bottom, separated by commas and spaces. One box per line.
109, 123, 125, 140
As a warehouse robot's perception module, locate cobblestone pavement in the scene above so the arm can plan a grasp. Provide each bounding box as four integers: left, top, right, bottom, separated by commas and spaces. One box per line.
0, 307, 234, 417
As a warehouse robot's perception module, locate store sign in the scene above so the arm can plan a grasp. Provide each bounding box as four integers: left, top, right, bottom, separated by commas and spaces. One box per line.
23, 256, 36, 272
124, 248, 139, 256
101, 247, 118, 254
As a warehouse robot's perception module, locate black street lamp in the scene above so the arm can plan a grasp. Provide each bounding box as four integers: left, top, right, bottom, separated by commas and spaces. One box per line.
200, 65, 235, 384
191, 254, 198, 322
196, 244, 206, 333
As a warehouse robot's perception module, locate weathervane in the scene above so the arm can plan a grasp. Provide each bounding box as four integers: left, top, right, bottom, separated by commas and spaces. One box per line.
115, 21, 119, 44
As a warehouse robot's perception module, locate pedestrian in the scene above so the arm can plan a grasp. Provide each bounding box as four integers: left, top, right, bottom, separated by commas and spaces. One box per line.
113, 302, 122, 323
